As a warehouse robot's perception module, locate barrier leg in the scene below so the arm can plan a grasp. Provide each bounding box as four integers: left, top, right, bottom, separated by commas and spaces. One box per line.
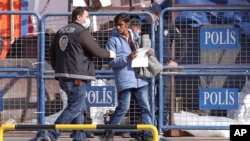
0, 124, 16, 141
0, 126, 3, 141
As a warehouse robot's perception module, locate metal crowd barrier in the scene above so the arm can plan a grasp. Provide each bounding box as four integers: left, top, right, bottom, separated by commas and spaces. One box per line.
158, 7, 250, 136
0, 124, 158, 141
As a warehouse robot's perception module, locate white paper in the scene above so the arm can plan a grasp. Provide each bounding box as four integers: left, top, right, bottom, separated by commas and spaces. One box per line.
131, 47, 149, 67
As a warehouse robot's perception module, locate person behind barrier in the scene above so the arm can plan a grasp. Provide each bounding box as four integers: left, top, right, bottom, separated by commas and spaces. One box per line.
101, 13, 154, 141
29, 6, 116, 141
143, 2, 187, 67
143, 1, 187, 133
130, 18, 143, 35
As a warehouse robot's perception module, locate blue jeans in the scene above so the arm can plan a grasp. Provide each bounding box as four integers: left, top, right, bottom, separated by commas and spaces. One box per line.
37, 78, 87, 141
109, 85, 153, 136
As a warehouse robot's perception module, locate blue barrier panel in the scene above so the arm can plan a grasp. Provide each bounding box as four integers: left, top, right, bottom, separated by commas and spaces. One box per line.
86, 86, 115, 107
200, 27, 240, 49
159, 7, 250, 136
199, 88, 238, 110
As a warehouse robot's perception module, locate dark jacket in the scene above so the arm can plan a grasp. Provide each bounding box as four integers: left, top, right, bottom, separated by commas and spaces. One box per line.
50, 22, 111, 80
163, 23, 188, 64
142, 23, 188, 64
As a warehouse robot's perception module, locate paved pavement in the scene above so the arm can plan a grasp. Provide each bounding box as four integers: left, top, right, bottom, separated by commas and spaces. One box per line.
3, 137, 230, 141
3, 132, 229, 141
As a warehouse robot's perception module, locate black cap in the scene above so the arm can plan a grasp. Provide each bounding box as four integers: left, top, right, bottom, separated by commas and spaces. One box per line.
144, 2, 162, 14
130, 18, 144, 25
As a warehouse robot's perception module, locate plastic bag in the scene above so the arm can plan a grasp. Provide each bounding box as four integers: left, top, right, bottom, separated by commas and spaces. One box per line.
227, 77, 250, 121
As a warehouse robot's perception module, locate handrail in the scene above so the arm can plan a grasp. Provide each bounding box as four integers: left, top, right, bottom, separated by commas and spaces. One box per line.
0, 124, 159, 141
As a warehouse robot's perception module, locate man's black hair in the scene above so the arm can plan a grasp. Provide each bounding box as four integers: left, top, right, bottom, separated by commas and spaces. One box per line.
114, 13, 130, 24
71, 7, 88, 22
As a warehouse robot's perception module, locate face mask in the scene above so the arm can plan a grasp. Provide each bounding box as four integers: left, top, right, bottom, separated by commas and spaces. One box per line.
82, 18, 90, 29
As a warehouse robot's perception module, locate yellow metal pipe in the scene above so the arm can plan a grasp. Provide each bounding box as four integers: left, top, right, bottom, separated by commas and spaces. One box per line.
0, 124, 158, 141
55, 124, 97, 130
137, 124, 159, 141
0, 126, 3, 141
1, 124, 16, 130
0, 124, 16, 141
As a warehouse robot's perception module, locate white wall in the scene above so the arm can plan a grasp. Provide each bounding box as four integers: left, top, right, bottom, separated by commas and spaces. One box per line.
28, 0, 69, 32
28, 0, 68, 15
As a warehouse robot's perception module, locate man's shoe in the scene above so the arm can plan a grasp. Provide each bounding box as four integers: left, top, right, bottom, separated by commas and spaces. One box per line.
121, 132, 131, 138
28, 130, 53, 141
159, 135, 170, 141
100, 132, 114, 141
86, 132, 95, 138
142, 135, 152, 141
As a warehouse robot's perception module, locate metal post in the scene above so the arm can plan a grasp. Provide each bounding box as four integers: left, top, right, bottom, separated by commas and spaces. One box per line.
129, 0, 134, 10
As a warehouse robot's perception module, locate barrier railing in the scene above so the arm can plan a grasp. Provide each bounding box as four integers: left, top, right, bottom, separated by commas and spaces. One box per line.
40, 11, 157, 127
0, 10, 158, 139
0, 124, 158, 141
158, 7, 250, 136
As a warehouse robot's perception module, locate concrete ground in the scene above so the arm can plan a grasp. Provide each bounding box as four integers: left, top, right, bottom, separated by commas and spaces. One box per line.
3, 132, 229, 141
3, 137, 230, 141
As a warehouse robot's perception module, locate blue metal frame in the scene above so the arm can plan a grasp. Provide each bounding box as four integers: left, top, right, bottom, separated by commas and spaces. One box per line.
40, 11, 156, 126
159, 7, 250, 134
0, 11, 41, 124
